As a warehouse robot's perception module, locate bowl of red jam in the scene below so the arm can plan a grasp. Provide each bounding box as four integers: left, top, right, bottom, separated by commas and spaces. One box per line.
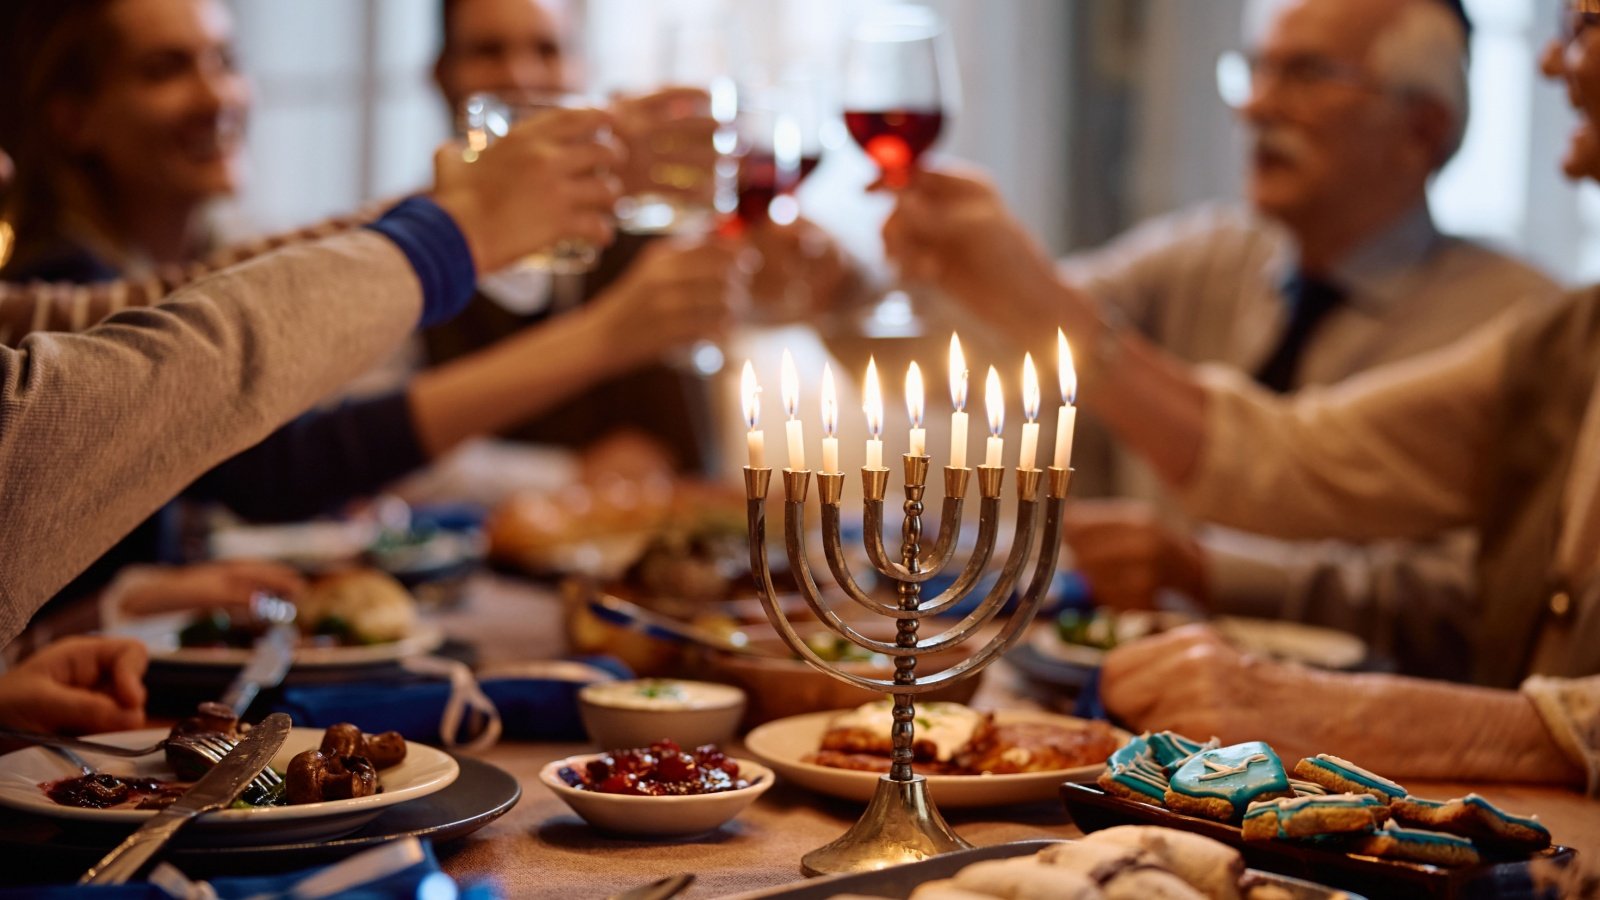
538, 740, 773, 837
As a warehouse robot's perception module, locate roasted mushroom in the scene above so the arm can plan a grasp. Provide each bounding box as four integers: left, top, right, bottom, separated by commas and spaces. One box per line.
286, 749, 378, 804
318, 723, 406, 769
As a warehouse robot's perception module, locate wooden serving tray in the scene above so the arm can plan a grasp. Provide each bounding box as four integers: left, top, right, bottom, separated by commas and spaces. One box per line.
1061, 781, 1577, 900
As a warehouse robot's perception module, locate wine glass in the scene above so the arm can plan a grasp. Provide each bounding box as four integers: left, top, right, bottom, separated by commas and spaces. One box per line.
460, 91, 604, 274
841, 3, 959, 338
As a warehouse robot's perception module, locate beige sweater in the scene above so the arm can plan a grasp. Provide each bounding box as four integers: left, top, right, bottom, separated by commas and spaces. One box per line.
0, 230, 421, 644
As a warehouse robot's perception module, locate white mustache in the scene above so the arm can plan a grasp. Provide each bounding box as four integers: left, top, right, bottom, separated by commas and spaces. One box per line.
1252, 127, 1314, 166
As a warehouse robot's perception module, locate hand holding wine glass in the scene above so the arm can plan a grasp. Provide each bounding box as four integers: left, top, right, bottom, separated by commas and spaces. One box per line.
843, 5, 957, 190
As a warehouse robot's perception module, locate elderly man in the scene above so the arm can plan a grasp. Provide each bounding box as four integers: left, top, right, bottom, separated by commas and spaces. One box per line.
948, 1, 1600, 795
884, 0, 1557, 680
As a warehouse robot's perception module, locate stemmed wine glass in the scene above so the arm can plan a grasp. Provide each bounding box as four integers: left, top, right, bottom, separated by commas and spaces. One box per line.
841, 3, 959, 338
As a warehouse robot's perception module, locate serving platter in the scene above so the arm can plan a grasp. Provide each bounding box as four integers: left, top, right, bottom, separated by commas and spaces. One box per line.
110, 613, 445, 668
743, 709, 1124, 808
0, 727, 458, 843
1061, 782, 1578, 900
722, 838, 1364, 899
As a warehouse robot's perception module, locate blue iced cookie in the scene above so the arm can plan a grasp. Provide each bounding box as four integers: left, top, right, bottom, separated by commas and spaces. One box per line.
1292, 753, 1407, 801
1353, 820, 1482, 867
1164, 741, 1291, 821
1392, 793, 1552, 851
1147, 730, 1218, 772
1242, 792, 1389, 841
1097, 733, 1171, 806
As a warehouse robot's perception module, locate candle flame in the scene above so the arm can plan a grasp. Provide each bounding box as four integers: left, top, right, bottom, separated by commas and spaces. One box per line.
821, 363, 838, 436
1022, 353, 1041, 422
985, 366, 1004, 436
741, 359, 761, 430
906, 361, 925, 427
780, 348, 800, 419
949, 333, 968, 411
1058, 329, 1078, 405
864, 356, 883, 437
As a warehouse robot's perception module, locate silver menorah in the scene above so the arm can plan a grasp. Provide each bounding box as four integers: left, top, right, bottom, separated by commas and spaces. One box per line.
744, 456, 1071, 876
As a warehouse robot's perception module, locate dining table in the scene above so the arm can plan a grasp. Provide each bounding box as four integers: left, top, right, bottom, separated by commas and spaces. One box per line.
420, 573, 1600, 899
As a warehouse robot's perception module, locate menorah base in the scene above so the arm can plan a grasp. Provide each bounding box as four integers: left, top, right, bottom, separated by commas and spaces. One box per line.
801, 774, 975, 877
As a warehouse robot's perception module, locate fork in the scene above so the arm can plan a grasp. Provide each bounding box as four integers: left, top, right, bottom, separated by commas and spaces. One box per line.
5, 728, 284, 793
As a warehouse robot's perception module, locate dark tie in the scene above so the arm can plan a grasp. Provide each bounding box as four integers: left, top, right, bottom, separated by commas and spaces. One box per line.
1254, 272, 1346, 393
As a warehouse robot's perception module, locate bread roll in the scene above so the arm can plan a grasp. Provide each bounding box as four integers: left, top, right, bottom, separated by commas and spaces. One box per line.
950, 858, 1103, 900
1082, 827, 1243, 900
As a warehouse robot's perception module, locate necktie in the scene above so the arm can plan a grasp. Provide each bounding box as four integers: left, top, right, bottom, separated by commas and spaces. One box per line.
1254, 272, 1346, 393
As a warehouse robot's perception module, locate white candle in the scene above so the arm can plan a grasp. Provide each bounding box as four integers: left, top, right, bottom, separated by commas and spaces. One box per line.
821, 363, 840, 474
1054, 330, 1078, 470
781, 349, 806, 470
864, 357, 885, 469
984, 366, 1004, 468
1019, 353, 1041, 470
741, 360, 766, 468
949, 334, 969, 469
906, 361, 926, 457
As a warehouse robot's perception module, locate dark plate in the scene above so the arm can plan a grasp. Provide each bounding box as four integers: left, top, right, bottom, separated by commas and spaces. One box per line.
720, 838, 1362, 899
1061, 782, 1577, 900
0, 755, 519, 884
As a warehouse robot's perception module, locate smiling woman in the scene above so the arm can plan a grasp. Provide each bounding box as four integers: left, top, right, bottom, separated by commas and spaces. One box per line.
0, 0, 250, 280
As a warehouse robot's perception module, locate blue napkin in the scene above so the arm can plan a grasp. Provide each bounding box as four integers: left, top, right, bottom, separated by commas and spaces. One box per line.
272, 656, 631, 744
0, 839, 496, 899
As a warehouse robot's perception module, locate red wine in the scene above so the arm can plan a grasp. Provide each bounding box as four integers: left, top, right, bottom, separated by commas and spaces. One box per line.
843, 109, 944, 175
726, 151, 824, 232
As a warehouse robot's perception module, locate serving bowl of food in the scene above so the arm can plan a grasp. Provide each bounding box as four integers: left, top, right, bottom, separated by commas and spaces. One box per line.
577, 679, 746, 749
539, 741, 773, 837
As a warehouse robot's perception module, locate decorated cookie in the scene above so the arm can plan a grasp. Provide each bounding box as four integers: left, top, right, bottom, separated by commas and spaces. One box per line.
1165, 742, 1291, 821
1241, 793, 1389, 842
1288, 778, 1328, 796
1291, 754, 1406, 801
1391, 793, 1552, 852
1099, 735, 1172, 806
1148, 731, 1220, 772
1352, 820, 1482, 867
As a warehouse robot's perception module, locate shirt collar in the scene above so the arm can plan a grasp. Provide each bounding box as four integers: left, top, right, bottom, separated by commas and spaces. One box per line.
1266, 203, 1444, 316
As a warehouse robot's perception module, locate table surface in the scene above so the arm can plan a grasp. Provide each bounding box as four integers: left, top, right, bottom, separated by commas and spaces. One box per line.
423, 575, 1600, 899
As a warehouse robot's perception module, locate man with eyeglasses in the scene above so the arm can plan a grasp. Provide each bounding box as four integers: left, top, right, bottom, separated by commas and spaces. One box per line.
884, 0, 1558, 682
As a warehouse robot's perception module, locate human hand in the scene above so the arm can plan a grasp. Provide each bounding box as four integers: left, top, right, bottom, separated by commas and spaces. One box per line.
1063, 499, 1208, 611
432, 106, 624, 273
610, 87, 719, 206
581, 429, 677, 486
0, 637, 149, 735
587, 238, 750, 368
107, 560, 307, 621
742, 217, 864, 323
1101, 625, 1293, 745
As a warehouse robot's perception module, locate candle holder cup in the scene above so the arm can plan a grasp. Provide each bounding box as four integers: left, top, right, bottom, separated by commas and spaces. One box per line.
744, 457, 1072, 876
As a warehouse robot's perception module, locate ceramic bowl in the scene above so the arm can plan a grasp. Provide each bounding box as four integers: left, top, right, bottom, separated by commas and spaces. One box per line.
577, 679, 746, 749
538, 753, 773, 837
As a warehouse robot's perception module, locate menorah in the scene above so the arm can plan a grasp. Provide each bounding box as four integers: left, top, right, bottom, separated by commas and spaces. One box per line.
744, 455, 1070, 876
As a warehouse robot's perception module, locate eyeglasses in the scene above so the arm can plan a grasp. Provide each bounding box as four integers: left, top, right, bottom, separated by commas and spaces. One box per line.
1216, 50, 1377, 109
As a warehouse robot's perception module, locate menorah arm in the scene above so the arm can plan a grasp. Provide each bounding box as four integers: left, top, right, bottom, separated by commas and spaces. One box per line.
820, 501, 912, 619
911, 494, 1040, 652
905, 493, 1067, 688
910, 496, 1001, 618
788, 497, 913, 657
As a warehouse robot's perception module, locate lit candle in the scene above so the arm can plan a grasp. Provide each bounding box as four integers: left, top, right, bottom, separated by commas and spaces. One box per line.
781, 348, 806, 471
906, 361, 927, 457
864, 357, 885, 469
1054, 329, 1078, 470
949, 334, 969, 469
1019, 353, 1041, 470
821, 363, 840, 474
741, 360, 765, 468
984, 366, 1004, 468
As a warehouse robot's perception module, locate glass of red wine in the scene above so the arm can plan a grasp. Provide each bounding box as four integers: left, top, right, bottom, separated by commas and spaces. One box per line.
842, 4, 958, 337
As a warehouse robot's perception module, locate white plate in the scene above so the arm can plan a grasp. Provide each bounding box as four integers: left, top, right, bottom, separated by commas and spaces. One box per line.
1032, 615, 1367, 671
109, 614, 444, 668
0, 728, 459, 844
743, 709, 1125, 808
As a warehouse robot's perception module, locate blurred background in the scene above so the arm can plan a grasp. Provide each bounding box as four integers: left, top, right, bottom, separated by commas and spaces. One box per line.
228, 0, 1592, 284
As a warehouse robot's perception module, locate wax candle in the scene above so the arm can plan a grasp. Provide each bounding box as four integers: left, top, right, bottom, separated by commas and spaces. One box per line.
949, 334, 969, 469
1019, 353, 1041, 470
906, 361, 926, 457
821, 363, 840, 474
864, 357, 885, 469
1054, 329, 1078, 470
741, 360, 765, 468
984, 366, 1004, 468
781, 349, 805, 470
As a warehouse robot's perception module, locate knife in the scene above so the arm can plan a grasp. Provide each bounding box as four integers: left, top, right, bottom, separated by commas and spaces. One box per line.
80, 712, 292, 885
220, 594, 298, 718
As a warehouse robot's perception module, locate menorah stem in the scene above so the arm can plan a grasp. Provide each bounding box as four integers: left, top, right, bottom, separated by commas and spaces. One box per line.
891, 454, 929, 783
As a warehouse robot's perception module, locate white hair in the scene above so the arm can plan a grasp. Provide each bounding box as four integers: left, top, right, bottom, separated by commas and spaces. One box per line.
1368, 1, 1471, 168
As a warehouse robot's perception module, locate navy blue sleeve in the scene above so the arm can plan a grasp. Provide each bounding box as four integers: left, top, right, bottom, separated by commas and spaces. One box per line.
364, 196, 478, 328
181, 392, 428, 522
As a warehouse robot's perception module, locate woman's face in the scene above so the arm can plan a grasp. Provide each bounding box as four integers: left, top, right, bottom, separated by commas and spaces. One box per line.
61, 0, 250, 207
